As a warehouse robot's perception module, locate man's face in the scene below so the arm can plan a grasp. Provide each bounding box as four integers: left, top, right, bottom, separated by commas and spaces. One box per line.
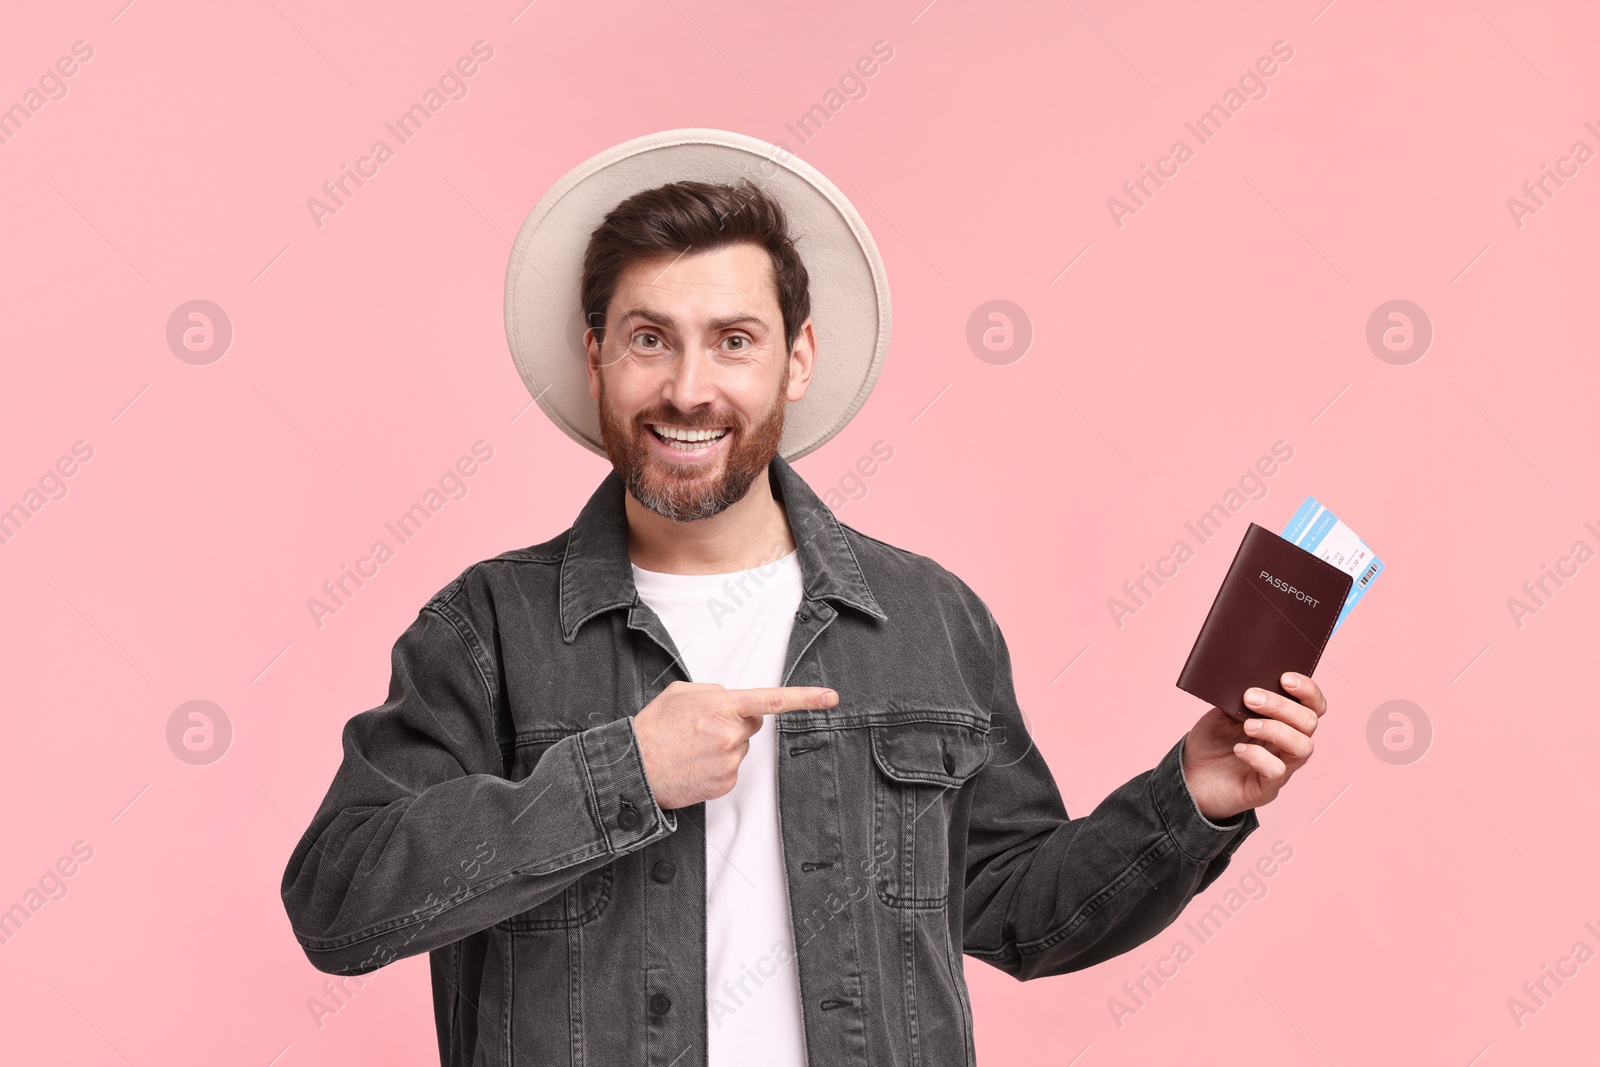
586, 242, 815, 522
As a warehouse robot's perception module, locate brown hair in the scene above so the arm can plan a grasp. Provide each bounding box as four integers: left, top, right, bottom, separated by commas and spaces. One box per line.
580, 179, 811, 354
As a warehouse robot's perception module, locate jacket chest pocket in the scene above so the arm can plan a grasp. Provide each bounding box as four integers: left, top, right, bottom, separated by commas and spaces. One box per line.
869, 718, 990, 909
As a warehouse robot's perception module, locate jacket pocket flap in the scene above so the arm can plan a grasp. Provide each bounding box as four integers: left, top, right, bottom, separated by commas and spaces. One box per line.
870, 720, 990, 786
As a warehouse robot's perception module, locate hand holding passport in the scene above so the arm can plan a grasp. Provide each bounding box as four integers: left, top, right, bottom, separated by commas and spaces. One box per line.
1177, 497, 1380, 722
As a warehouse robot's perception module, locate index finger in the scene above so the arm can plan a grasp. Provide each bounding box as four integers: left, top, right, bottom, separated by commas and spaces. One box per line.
1282, 672, 1327, 716
729, 687, 839, 717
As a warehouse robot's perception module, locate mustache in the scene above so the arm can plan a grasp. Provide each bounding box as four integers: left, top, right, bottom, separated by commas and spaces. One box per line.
633, 407, 742, 430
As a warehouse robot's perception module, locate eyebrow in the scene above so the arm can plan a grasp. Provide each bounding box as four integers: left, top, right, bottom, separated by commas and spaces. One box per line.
615, 306, 769, 332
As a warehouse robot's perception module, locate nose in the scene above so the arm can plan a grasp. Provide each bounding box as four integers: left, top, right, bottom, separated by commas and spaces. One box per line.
660, 347, 717, 413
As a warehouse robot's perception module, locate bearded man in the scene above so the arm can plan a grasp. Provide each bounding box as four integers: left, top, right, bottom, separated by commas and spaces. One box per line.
282, 130, 1328, 1067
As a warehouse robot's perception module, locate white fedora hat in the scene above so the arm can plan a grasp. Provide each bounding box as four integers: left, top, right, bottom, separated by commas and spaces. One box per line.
503, 128, 891, 462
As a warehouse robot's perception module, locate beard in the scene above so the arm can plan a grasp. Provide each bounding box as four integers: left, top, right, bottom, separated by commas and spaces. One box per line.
596, 368, 788, 522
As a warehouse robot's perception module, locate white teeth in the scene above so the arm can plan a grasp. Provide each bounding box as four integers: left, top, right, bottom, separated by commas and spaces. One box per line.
651, 425, 728, 444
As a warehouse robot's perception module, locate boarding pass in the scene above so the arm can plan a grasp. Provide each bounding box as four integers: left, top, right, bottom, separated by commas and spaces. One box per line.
1281, 495, 1383, 635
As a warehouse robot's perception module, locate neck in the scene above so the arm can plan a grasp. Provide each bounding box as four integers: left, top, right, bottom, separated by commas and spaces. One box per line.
624, 466, 797, 575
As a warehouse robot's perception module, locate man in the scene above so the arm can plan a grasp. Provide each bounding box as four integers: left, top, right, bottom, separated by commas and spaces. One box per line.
281, 130, 1327, 1067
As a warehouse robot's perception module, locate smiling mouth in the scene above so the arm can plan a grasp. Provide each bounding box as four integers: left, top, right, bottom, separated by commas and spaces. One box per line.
647, 424, 729, 453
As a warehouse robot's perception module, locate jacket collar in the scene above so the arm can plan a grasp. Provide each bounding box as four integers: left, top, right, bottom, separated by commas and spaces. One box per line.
558, 454, 887, 642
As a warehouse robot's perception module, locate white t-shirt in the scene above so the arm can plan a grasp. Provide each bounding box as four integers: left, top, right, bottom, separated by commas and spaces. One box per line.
631, 549, 807, 1067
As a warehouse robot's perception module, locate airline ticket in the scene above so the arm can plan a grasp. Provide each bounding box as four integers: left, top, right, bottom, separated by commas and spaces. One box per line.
1282, 496, 1383, 635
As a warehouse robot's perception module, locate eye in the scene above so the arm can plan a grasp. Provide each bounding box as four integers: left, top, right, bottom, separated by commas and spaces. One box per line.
722, 335, 749, 351
632, 331, 663, 351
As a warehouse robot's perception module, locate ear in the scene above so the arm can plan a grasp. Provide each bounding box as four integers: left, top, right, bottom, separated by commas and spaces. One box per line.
784, 317, 818, 403
584, 323, 602, 401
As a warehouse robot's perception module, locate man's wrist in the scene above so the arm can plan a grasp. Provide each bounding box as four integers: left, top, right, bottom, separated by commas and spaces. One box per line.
1178, 734, 1248, 829
1150, 736, 1257, 861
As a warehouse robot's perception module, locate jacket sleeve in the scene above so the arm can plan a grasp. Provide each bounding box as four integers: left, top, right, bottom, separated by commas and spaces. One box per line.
280, 593, 675, 975
961, 608, 1258, 981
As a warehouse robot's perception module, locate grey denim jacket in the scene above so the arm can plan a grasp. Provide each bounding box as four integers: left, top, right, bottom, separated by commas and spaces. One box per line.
280, 456, 1259, 1066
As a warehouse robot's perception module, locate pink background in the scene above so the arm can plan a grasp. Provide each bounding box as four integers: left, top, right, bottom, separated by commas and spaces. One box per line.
2, 1, 1597, 1063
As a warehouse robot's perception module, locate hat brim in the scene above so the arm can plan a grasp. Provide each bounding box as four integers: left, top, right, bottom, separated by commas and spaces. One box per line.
504, 128, 891, 462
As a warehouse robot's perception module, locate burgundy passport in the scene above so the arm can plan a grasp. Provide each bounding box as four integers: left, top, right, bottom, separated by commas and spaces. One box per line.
1177, 522, 1353, 721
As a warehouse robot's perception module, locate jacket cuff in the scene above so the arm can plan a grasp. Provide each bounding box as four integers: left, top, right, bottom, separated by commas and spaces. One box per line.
578, 716, 677, 854
1150, 734, 1258, 860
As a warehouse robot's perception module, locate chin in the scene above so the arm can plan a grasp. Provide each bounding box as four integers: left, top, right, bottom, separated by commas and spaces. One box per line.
643, 459, 723, 489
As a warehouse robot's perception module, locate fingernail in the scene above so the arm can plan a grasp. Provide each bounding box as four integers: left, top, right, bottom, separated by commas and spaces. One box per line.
1245, 690, 1266, 707
1244, 718, 1261, 732
1283, 674, 1299, 688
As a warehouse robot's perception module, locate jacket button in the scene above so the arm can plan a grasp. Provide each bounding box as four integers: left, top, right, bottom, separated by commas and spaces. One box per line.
618, 801, 641, 831
649, 992, 672, 1016
652, 859, 676, 883
795, 610, 810, 622
942, 750, 956, 774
